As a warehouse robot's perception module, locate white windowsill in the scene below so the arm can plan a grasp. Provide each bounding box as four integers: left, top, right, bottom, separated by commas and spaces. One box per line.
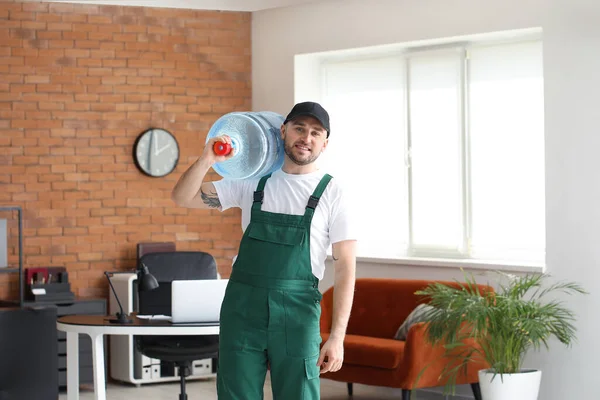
328, 254, 546, 274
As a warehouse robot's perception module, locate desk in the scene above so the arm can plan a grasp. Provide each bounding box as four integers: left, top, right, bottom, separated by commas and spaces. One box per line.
57, 314, 220, 400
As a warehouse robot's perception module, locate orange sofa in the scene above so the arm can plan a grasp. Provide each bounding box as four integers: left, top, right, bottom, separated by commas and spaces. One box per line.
319, 278, 491, 400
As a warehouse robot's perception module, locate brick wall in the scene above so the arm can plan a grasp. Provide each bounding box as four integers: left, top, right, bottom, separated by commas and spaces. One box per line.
0, 0, 250, 301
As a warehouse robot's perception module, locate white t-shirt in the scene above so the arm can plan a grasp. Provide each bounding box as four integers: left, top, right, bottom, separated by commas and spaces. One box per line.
213, 168, 356, 280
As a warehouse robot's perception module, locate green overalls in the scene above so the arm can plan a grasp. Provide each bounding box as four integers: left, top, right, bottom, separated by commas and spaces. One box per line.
217, 172, 332, 400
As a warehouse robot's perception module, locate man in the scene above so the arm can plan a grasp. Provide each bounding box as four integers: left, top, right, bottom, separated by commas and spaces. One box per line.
171, 101, 357, 399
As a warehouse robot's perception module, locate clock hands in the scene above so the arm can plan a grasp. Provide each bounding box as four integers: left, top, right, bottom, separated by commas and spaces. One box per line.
155, 143, 172, 155
152, 131, 172, 155
148, 130, 154, 173
153, 132, 159, 155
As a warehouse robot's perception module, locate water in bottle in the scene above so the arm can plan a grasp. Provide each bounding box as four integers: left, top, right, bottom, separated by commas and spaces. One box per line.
206, 111, 285, 180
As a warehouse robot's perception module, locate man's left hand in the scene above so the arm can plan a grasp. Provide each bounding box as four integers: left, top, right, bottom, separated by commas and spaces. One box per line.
317, 336, 344, 374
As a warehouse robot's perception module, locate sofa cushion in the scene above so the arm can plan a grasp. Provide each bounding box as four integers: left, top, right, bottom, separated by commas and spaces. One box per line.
394, 303, 434, 341
321, 332, 405, 370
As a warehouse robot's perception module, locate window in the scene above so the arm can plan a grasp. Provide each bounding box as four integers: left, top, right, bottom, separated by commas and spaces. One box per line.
316, 38, 545, 266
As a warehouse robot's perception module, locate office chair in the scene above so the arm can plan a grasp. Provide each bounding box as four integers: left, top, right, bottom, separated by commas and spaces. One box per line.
135, 251, 220, 400
137, 241, 176, 260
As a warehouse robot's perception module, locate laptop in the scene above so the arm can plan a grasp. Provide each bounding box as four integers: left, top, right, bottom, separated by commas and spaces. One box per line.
170, 279, 229, 324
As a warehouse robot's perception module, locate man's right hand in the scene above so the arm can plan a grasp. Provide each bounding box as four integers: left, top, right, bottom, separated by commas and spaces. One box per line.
171, 135, 235, 209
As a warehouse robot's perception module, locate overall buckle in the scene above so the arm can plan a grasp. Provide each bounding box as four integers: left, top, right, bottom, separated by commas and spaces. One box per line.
253, 191, 264, 203
307, 195, 319, 209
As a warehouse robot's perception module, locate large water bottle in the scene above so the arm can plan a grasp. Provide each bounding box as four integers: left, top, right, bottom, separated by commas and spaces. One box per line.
206, 111, 285, 180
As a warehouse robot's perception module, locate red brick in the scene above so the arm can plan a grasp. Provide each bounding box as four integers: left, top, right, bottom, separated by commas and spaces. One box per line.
78, 252, 103, 261
76, 40, 100, 49
52, 181, 77, 191
23, 3, 49, 12
24, 147, 50, 156
103, 59, 126, 68
64, 48, 90, 57
88, 15, 112, 24
39, 102, 64, 111
62, 13, 87, 23
63, 31, 88, 40
115, 208, 139, 216
113, 33, 137, 42
38, 227, 63, 236
27, 255, 52, 265
98, 42, 123, 52
37, 31, 60, 40
11, 11, 35, 21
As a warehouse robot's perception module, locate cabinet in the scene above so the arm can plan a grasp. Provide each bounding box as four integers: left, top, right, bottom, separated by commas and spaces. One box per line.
22, 298, 107, 390
108, 273, 216, 386
0, 306, 57, 400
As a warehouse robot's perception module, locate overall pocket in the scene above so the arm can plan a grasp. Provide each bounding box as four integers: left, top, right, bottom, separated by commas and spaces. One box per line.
218, 282, 249, 351
246, 222, 306, 246
303, 354, 321, 400
238, 222, 309, 278
284, 291, 323, 357
304, 354, 320, 380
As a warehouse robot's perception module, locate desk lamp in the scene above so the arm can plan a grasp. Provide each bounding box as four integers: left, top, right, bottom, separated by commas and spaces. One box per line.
138, 262, 159, 291
104, 271, 134, 324
104, 263, 158, 324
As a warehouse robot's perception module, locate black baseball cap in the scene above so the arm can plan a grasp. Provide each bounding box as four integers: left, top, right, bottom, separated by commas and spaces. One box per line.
283, 101, 330, 137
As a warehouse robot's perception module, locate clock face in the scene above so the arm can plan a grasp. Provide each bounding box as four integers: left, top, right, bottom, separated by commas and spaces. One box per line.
133, 128, 180, 177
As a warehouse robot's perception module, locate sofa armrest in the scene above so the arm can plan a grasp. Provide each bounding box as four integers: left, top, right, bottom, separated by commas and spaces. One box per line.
397, 321, 488, 390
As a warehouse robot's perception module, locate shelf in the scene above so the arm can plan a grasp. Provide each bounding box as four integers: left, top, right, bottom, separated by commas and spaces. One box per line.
0, 206, 23, 306
0, 299, 19, 307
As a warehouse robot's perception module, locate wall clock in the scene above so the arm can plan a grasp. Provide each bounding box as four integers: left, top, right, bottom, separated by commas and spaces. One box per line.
133, 128, 180, 177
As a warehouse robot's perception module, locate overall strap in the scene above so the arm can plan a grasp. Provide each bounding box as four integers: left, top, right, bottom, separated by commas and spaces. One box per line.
251, 173, 272, 212
304, 174, 333, 220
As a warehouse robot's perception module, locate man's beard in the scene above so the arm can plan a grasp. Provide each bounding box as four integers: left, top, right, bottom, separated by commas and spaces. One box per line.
284, 140, 319, 166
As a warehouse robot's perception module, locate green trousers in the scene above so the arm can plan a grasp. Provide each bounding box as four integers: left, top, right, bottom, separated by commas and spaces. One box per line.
216, 173, 332, 400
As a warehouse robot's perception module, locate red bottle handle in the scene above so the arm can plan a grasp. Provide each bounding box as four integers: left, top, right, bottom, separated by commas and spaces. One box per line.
213, 141, 232, 156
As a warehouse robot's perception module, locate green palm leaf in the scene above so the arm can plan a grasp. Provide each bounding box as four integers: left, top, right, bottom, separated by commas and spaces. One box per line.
413, 270, 587, 395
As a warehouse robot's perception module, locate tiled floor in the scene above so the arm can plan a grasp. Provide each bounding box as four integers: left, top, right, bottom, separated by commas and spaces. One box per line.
58, 373, 450, 399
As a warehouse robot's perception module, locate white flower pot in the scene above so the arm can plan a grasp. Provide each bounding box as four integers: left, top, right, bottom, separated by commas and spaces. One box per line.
478, 369, 542, 400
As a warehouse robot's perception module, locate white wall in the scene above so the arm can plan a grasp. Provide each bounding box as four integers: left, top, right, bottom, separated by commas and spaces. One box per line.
253, 0, 600, 399
252, 0, 544, 113
533, 0, 600, 398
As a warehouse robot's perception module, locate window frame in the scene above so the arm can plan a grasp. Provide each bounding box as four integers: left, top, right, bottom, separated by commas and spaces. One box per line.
311, 34, 546, 273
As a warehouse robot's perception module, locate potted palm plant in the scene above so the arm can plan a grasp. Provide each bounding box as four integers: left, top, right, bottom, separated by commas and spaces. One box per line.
414, 271, 586, 400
